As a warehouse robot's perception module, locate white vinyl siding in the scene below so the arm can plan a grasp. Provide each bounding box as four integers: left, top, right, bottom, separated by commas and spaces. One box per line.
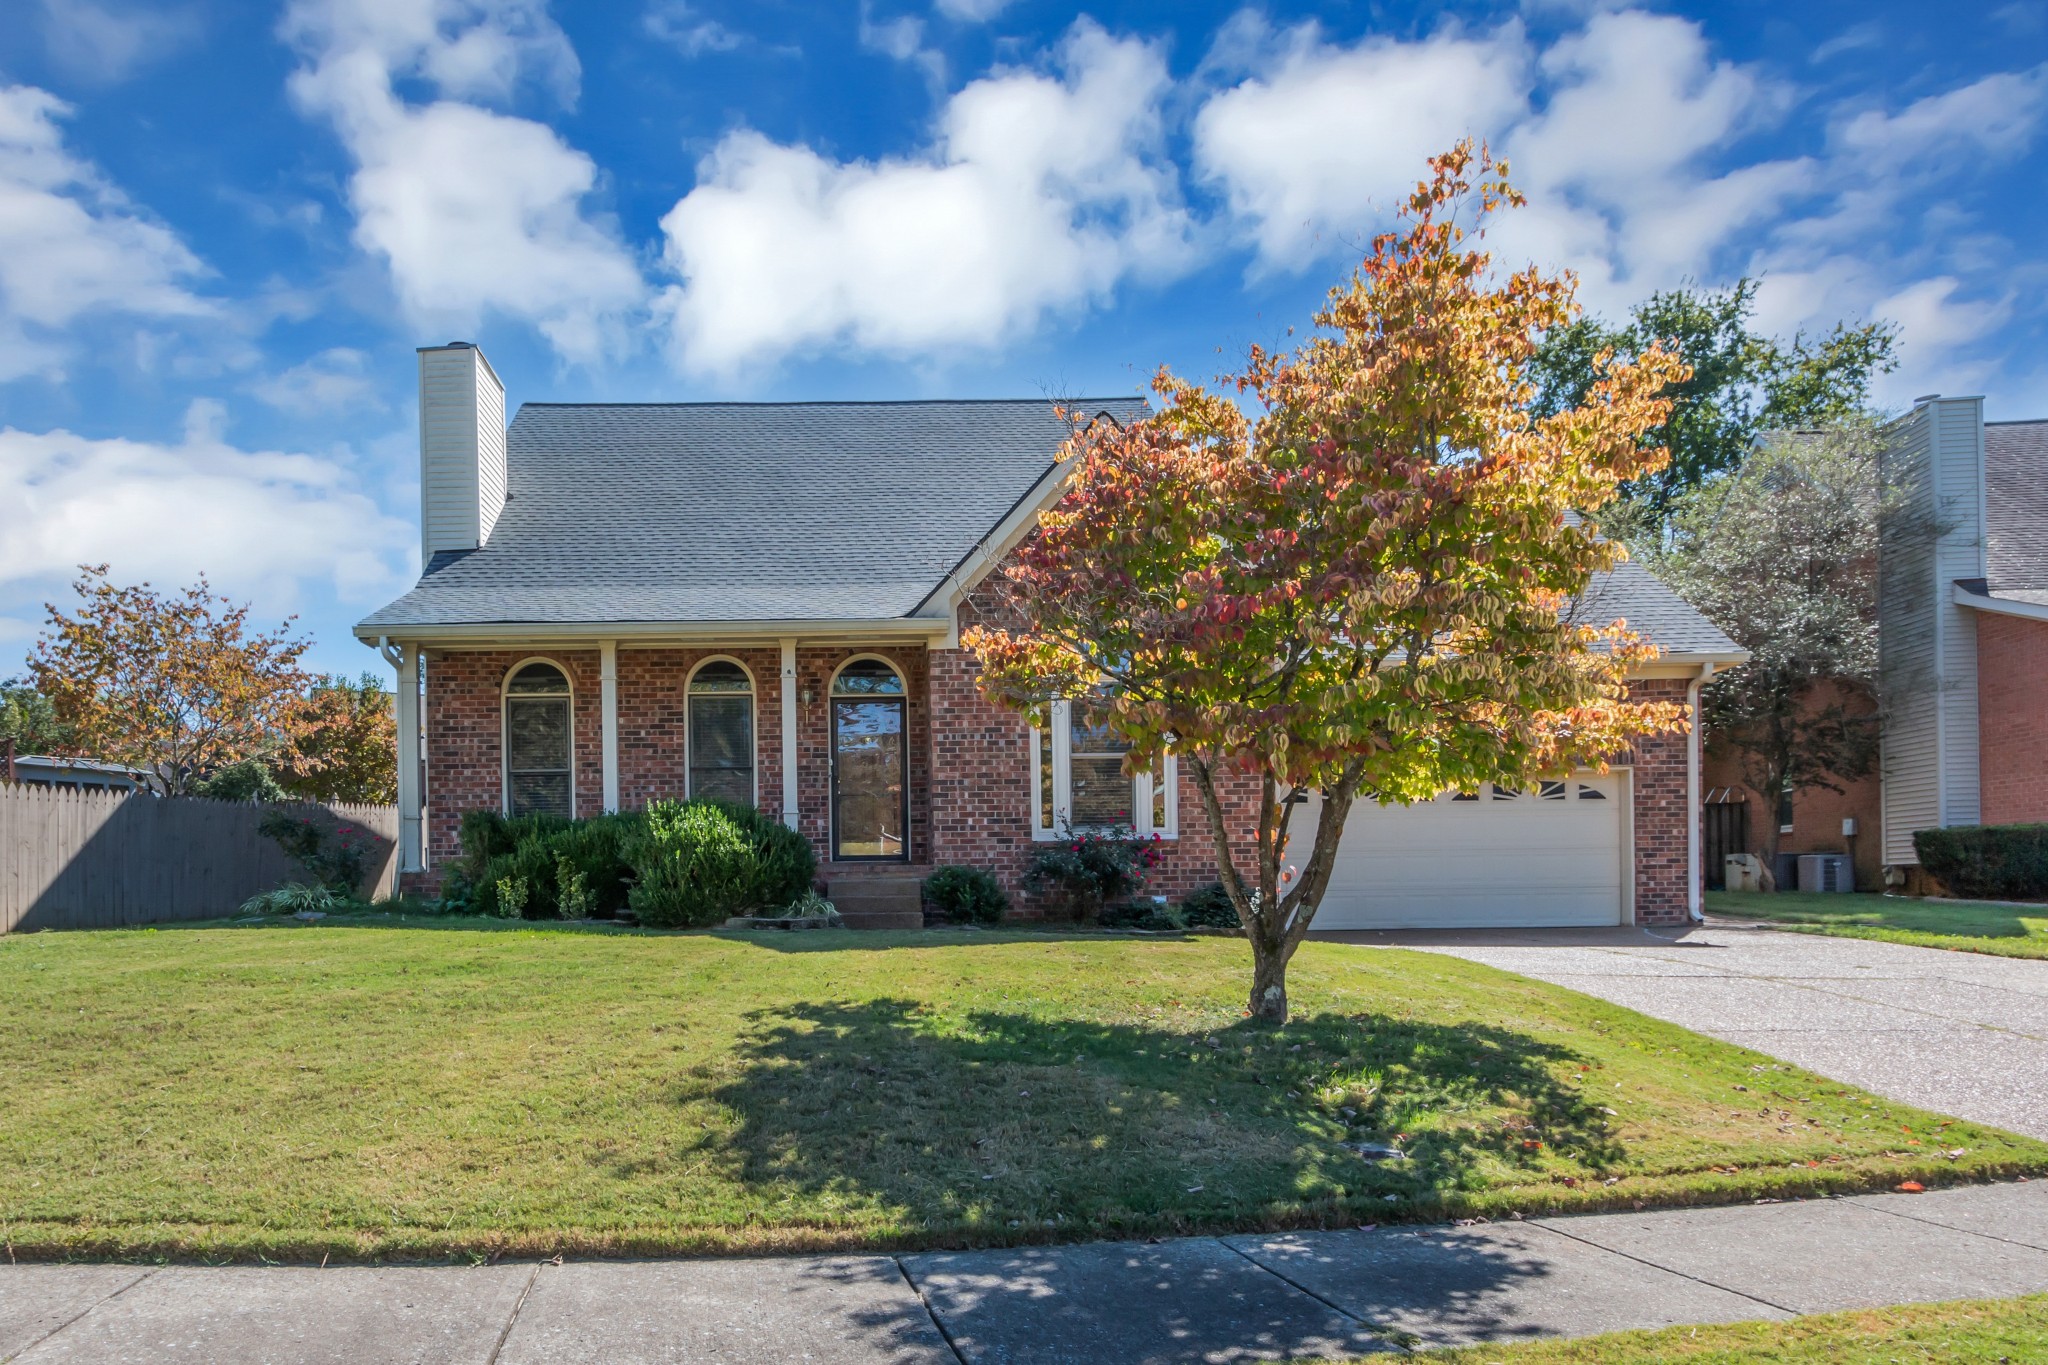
1879, 398, 1986, 864
419, 344, 507, 562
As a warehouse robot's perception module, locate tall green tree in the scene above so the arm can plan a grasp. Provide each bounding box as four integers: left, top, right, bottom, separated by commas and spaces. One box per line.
1529, 279, 1897, 516
1, 677, 72, 756
1641, 423, 1911, 880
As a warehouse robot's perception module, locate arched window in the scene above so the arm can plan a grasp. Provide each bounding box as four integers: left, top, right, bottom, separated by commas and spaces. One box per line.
504, 660, 572, 817
688, 658, 755, 804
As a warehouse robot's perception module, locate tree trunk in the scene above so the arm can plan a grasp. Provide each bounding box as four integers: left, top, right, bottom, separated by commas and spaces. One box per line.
1248, 933, 1289, 1022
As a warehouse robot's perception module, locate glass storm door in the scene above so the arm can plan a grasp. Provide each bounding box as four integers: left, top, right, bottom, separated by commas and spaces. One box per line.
830, 659, 908, 860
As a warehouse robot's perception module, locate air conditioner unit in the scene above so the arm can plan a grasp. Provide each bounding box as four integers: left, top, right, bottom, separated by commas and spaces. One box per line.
1797, 854, 1854, 894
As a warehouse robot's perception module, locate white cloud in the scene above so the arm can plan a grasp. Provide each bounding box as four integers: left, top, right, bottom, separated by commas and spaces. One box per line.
1191, 11, 1809, 309
282, 0, 645, 363
1834, 64, 2048, 168
251, 347, 383, 414
657, 20, 1194, 376
934, 0, 1012, 21
1192, 15, 1531, 270
642, 1, 744, 57
36, 0, 201, 83
0, 85, 212, 381
0, 401, 414, 612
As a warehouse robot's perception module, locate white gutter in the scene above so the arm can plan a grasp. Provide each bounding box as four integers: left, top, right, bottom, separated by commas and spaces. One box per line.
354, 616, 951, 648
779, 638, 799, 829
1951, 582, 2048, 623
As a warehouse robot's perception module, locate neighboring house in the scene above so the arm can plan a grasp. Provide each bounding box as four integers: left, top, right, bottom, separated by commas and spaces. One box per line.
356, 343, 1743, 928
1876, 396, 2048, 887
5, 753, 152, 793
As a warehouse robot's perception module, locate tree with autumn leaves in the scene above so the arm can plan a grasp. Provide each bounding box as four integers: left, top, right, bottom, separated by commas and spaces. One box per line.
26, 565, 395, 801
967, 145, 1692, 1023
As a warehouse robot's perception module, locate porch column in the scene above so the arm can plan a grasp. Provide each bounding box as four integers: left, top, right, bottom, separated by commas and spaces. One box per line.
384, 639, 422, 875
600, 639, 620, 813
780, 637, 799, 828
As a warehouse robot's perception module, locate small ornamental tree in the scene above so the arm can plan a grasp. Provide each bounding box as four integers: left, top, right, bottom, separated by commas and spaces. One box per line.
965, 145, 1690, 1023
281, 672, 399, 804
29, 565, 319, 795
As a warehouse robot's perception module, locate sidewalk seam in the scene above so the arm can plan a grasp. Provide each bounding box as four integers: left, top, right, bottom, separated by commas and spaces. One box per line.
1530, 1218, 1803, 1317
483, 1262, 541, 1365
891, 1256, 969, 1365
1217, 1236, 1406, 1353
1, 1265, 160, 1365
1843, 1192, 2048, 1255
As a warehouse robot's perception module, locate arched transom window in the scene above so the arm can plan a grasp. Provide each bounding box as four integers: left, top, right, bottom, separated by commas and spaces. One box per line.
688, 659, 756, 804
504, 661, 572, 818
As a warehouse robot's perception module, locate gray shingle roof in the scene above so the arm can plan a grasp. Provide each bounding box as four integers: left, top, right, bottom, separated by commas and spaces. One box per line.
1986, 420, 2048, 594
356, 398, 1740, 659
359, 399, 1146, 629
1578, 555, 1742, 657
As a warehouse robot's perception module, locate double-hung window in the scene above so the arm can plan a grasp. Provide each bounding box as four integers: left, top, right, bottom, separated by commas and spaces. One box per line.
1032, 699, 1175, 839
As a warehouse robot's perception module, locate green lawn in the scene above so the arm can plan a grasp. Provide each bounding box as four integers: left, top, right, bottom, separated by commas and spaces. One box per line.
1708, 890, 2048, 959
1402, 1294, 2048, 1363
1, 918, 2043, 1261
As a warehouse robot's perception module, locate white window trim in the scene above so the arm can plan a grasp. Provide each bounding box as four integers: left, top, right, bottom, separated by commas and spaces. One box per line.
1031, 700, 1176, 840
501, 656, 575, 819
685, 654, 760, 806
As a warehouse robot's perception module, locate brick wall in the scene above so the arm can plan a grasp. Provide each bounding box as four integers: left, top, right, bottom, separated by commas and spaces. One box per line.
1978, 612, 2048, 825
408, 633, 1701, 923
416, 648, 603, 881
1626, 677, 1696, 926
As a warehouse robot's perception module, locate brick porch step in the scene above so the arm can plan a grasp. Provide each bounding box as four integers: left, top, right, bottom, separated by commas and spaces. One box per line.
826, 866, 930, 931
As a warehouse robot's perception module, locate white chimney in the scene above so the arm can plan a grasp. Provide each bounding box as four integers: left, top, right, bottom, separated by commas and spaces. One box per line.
417, 341, 507, 564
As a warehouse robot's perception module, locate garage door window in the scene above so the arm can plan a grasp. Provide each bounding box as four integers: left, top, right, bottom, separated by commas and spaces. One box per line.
1031, 700, 1175, 839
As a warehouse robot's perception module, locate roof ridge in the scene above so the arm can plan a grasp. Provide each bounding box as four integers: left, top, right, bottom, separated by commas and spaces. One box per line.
515, 397, 1145, 409
1985, 418, 2048, 426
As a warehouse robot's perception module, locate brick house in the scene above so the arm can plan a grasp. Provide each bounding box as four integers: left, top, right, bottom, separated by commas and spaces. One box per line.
1874, 397, 2048, 887
356, 343, 1743, 928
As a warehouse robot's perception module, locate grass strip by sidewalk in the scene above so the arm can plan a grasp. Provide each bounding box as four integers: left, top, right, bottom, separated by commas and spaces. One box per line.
1387, 1293, 2048, 1362
1708, 890, 2048, 959
1, 922, 2043, 1262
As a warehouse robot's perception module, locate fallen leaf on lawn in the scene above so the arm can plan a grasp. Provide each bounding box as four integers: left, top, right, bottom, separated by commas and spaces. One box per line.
1896, 1181, 1926, 1193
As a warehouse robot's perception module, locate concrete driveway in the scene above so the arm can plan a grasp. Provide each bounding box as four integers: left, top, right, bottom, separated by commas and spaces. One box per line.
1313, 923, 2048, 1140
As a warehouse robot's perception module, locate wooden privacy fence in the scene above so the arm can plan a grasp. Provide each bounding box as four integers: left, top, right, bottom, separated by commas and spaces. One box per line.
0, 785, 398, 933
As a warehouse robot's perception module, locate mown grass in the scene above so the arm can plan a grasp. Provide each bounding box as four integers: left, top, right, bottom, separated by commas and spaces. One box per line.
1708, 890, 2048, 959
1379, 1294, 2048, 1362
1, 921, 2043, 1262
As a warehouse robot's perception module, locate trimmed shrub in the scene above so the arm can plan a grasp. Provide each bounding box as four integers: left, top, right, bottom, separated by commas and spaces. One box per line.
623, 798, 813, 928
1914, 824, 2048, 900
924, 865, 1008, 925
627, 800, 757, 928
456, 809, 641, 919
1178, 881, 1245, 929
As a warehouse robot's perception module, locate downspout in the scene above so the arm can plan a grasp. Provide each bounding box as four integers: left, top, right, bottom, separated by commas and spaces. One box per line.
1687, 663, 1713, 924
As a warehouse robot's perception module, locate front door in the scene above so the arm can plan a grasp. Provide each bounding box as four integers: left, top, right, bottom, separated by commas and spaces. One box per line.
832, 697, 906, 859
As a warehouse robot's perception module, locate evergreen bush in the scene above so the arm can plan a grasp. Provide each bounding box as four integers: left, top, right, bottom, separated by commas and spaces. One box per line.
1914, 824, 2048, 900
923, 865, 1008, 924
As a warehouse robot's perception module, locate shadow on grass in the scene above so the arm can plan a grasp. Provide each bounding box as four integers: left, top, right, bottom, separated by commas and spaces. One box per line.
696, 997, 1623, 1247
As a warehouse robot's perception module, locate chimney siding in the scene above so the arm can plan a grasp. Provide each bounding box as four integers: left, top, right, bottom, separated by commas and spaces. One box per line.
418, 343, 506, 564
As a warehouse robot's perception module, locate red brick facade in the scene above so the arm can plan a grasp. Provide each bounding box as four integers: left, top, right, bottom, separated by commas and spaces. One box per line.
1624, 676, 1695, 926
410, 625, 1701, 925
1978, 612, 2048, 826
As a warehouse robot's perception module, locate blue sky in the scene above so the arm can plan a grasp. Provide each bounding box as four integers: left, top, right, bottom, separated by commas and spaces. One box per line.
1, 0, 2044, 680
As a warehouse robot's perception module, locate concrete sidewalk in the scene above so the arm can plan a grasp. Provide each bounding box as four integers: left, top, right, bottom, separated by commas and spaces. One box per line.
1317, 923, 2048, 1140
4, 1182, 2045, 1364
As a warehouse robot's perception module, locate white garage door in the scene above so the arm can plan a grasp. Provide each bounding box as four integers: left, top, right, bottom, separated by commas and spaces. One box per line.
1307, 775, 1627, 930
